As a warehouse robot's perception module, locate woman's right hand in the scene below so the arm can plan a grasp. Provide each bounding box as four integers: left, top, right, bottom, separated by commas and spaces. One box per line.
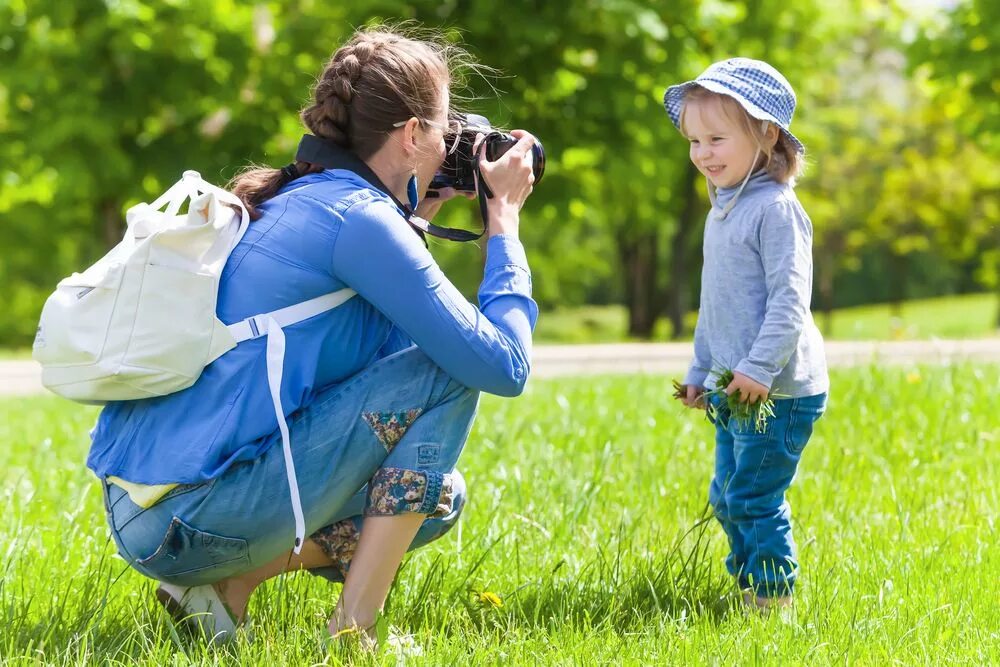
477, 130, 537, 237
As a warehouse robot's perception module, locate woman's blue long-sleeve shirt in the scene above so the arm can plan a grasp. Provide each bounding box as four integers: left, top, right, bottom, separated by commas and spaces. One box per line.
87, 169, 538, 485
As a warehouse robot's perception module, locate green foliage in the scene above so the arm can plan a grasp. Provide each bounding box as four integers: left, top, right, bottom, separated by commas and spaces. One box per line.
0, 0, 997, 346
908, 0, 1000, 310
2, 364, 999, 662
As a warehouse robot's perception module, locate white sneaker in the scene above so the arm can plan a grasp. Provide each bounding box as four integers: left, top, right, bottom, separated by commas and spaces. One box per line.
155, 583, 240, 644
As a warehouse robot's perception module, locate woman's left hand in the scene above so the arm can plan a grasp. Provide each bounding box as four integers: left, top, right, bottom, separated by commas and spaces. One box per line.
725, 372, 770, 404
414, 186, 476, 221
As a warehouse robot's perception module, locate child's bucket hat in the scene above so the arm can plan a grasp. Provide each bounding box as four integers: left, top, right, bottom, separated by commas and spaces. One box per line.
663, 58, 804, 155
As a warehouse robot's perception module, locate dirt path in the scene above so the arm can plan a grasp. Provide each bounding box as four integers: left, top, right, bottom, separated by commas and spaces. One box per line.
4, 339, 998, 397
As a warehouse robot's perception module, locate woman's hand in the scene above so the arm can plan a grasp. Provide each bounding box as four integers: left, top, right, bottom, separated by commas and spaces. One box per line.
724, 372, 769, 404
477, 130, 537, 237
414, 186, 476, 222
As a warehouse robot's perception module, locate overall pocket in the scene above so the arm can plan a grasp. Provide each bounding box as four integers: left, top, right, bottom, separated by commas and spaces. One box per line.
136, 516, 249, 579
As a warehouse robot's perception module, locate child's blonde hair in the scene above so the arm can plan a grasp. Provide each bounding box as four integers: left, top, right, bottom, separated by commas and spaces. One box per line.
678, 86, 803, 184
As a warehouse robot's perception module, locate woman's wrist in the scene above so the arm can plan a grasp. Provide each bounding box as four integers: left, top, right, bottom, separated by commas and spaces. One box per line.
487, 205, 520, 238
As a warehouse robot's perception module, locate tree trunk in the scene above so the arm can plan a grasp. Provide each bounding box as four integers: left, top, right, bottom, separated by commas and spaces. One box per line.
664, 162, 702, 339
888, 252, 908, 337
102, 200, 123, 249
888, 253, 907, 317
818, 252, 836, 337
816, 233, 843, 337
996, 280, 1000, 329
620, 229, 659, 338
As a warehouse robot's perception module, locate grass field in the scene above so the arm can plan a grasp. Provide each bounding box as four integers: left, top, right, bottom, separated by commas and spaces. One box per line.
533, 293, 1000, 343
1, 364, 998, 665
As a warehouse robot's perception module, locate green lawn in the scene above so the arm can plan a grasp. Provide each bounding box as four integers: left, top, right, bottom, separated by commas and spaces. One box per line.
823, 292, 999, 341
0, 348, 34, 360
534, 292, 1000, 343
2, 365, 998, 664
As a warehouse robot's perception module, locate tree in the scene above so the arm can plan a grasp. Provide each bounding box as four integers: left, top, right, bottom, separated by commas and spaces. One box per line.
0, 1, 295, 343
910, 0, 1000, 325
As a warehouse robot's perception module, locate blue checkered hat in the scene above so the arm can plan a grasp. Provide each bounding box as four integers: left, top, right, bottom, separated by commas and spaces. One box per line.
663, 58, 804, 155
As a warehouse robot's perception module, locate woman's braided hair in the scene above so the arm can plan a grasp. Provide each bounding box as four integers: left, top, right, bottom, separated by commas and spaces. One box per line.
232, 27, 453, 219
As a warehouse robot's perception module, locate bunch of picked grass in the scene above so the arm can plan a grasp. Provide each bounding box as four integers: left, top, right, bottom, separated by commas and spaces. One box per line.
673, 369, 776, 434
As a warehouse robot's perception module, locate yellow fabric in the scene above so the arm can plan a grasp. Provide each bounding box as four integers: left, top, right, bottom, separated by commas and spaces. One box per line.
107, 476, 178, 509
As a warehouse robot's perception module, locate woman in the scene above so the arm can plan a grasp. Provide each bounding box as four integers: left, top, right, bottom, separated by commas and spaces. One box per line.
87, 26, 537, 643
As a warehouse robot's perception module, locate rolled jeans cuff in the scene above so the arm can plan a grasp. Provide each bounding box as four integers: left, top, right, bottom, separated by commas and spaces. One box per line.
365, 468, 455, 518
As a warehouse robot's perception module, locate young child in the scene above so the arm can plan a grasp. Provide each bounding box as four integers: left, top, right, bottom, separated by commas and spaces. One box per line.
664, 58, 829, 609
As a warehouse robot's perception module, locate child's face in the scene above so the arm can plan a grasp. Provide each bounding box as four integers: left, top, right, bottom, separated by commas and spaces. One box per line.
682, 98, 760, 189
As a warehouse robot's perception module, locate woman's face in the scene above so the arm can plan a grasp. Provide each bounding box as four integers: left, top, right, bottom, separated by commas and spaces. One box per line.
411, 84, 451, 197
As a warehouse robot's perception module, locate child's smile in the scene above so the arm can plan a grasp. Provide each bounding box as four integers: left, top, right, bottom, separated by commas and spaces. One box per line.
683, 98, 761, 189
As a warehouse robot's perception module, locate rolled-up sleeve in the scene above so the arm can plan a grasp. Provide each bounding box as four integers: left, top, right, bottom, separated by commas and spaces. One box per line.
330, 196, 537, 396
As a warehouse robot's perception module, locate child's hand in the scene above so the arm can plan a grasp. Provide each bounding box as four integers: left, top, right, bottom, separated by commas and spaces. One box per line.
724, 372, 769, 404
673, 380, 706, 410
684, 385, 706, 409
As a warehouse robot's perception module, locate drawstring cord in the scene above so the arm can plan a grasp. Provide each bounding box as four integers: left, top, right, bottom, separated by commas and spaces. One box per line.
706, 148, 760, 220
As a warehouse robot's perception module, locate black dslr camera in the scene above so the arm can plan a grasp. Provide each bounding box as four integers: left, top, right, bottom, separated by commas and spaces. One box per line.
429, 113, 546, 192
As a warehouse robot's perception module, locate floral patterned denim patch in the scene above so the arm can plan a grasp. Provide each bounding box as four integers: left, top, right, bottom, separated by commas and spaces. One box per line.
363, 409, 423, 453
310, 518, 360, 578
366, 467, 454, 518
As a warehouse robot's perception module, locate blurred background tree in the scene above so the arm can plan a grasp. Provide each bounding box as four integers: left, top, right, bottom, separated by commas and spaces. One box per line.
1, 0, 996, 346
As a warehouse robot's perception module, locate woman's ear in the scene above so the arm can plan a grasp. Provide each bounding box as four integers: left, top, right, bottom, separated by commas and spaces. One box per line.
400, 117, 421, 157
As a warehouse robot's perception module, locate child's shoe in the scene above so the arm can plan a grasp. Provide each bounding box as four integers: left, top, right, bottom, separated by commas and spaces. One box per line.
740, 589, 793, 613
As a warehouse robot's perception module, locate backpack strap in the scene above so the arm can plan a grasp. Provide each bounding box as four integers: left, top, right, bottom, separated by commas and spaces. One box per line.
227, 288, 357, 343
226, 286, 357, 553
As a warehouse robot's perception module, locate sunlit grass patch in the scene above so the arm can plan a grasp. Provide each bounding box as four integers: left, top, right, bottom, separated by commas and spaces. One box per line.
1, 364, 998, 664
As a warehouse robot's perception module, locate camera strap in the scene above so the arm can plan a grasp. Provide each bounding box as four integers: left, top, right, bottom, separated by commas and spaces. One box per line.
473, 154, 494, 236
295, 134, 485, 243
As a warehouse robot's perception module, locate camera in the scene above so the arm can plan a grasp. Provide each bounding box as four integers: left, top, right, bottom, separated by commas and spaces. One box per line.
429, 114, 546, 192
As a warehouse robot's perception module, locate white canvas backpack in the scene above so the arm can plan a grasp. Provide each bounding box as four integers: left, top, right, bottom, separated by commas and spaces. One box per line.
33, 170, 356, 552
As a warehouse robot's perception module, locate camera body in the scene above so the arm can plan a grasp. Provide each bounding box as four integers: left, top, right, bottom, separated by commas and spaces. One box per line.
429, 113, 546, 192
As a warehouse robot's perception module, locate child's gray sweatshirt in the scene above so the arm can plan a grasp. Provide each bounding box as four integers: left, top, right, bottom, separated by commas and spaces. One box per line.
684, 170, 829, 397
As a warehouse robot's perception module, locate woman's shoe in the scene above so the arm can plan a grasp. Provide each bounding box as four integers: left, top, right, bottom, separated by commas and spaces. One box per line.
155, 583, 240, 643
319, 624, 424, 659
319, 624, 378, 657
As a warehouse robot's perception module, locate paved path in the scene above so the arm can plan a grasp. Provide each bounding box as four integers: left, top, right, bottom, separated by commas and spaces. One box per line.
4, 339, 998, 397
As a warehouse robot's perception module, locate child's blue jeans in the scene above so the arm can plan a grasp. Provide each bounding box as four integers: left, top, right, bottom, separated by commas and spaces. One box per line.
103, 346, 479, 587
706, 392, 827, 597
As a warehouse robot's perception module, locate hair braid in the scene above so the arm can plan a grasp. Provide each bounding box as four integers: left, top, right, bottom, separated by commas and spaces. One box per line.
302, 37, 386, 148
231, 26, 457, 219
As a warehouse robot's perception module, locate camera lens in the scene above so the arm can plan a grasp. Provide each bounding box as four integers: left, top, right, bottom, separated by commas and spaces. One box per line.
485, 133, 545, 184
530, 142, 546, 183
